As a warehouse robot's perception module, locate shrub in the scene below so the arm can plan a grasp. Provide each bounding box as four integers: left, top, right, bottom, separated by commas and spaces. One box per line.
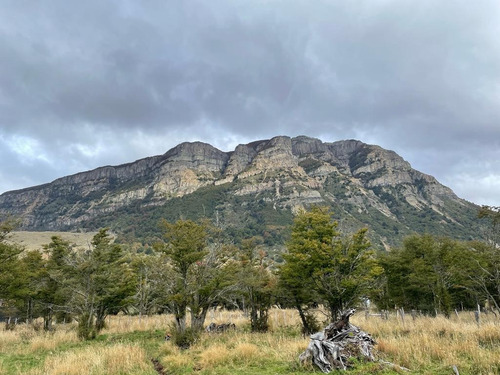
168, 324, 200, 349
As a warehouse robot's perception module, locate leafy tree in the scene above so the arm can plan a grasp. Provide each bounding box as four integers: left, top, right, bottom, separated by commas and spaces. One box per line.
278, 208, 330, 333
455, 240, 500, 314
15, 250, 46, 323
41, 236, 73, 329
0, 219, 23, 312
155, 220, 232, 330
187, 238, 236, 332
131, 252, 173, 317
281, 206, 382, 322
236, 237, 276, 332
155, 219, 209, 334
47, 229, 135, 339
478, 205, 500, 247
378, 234, 469, 315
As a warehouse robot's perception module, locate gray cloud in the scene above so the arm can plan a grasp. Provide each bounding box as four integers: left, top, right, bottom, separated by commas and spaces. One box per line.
0, 0, 499, 205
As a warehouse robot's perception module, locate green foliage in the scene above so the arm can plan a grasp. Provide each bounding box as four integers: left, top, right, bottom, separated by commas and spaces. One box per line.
155, 219, 236, 334
130, 253, 172, 316
0, 219, 24, 317
167, 322, 200, 349
77, 313, 97, 340
298, 158, 323, 173
281, 206, 382, 322
237, 237, 276, 332
478, 205, 500, 246
453, 239, 500, 313
377, 234, 476, 314
45, 229, 136, 339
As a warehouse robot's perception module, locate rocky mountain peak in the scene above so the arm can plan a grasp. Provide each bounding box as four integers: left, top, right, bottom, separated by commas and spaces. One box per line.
0, 136, 480, 249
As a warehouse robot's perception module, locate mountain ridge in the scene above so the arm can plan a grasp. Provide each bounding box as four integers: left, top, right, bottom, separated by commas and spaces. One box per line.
0, 135, 481, 250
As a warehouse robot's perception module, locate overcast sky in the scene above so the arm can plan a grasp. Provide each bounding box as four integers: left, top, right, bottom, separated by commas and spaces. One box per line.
0, 0, 499, 206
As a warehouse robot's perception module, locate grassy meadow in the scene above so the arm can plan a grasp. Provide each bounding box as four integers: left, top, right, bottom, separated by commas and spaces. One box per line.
0, 310, 499, 375
7, 231, 99, 252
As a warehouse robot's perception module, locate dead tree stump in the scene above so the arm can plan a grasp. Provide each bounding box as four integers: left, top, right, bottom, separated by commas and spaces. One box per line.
299, 309, 376, 373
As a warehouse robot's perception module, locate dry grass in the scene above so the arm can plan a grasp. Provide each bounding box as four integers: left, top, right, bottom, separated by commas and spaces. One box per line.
0, 330, 22, 353
28, 330, 78, 352
159, 322, 310, 373
103, 313, 172, 334
352, 312, 500, 374
29, 344, 152, 375
102, 308, 302, 335
7, 231, 98, 252
2, 309, 499, 374
0, 323, 78, 357
198, 344, 232, 368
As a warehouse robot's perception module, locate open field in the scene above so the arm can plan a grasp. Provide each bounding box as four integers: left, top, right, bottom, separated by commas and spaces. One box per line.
7, 231, 100, 252
0, 310, 499, 375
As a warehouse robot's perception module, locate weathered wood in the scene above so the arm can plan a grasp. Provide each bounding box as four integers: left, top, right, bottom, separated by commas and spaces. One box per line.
205, 322, 236, 333
299, 309, 376, 373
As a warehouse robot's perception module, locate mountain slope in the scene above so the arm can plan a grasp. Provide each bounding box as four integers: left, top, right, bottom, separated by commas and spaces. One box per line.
0, 136, 482, 249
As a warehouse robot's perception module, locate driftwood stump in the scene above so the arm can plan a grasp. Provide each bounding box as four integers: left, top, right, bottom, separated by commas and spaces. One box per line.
299, 309, 376, 373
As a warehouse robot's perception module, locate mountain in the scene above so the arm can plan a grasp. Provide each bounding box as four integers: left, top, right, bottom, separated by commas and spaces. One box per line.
0, 136, 482, 250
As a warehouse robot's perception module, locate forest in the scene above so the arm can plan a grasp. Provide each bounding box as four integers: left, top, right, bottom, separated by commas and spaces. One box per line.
1, 205, 498, 346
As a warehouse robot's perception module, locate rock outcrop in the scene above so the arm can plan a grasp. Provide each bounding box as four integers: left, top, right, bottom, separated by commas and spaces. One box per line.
0, 136, 480, 248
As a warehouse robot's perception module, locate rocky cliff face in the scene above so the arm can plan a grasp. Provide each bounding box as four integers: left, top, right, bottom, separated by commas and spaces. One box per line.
0, 136, 480, 248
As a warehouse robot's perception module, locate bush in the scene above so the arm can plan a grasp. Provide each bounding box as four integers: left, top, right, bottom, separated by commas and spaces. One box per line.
77, 315, 96, 340
168, 323, 200, 349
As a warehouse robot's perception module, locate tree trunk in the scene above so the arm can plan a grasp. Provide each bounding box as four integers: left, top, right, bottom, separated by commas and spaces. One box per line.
297, 304, 309, 332
175, 313, 187, 333
250, 306, 269, 332
26, 298, 34, 324
296, 303, 318, 335
191, 308, 208, 332
95, 310, 107, 332
43, 305, 53, 331
329, 304, 340, 321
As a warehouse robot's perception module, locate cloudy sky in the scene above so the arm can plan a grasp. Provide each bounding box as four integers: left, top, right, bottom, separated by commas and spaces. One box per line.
0, 0, 499, 206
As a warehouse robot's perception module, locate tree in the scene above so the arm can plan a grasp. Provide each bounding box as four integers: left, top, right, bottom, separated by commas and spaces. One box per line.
279, 207, 332, 333
187, 238, 236, 332
154, 218, 236, 348
131, 252, 173, 317
478, 206, 500, 246
378, 234, 469, 315
280, 206, 382, 323
41, 236, 73, 329
155, 219, 208, 334
15, 250, 46, 324
0, 219, 23, 312
47, 229, 135, 339
236, 237, 276, 332
456, 240, 500, 314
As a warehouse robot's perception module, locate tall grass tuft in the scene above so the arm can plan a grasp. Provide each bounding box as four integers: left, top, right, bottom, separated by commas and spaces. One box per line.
353, 312, 500, 374
29, 344, 152, 375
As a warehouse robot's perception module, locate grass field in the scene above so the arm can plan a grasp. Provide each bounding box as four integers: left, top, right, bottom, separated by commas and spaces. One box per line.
7, 231, 100, 252
0, 310, 499, 375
